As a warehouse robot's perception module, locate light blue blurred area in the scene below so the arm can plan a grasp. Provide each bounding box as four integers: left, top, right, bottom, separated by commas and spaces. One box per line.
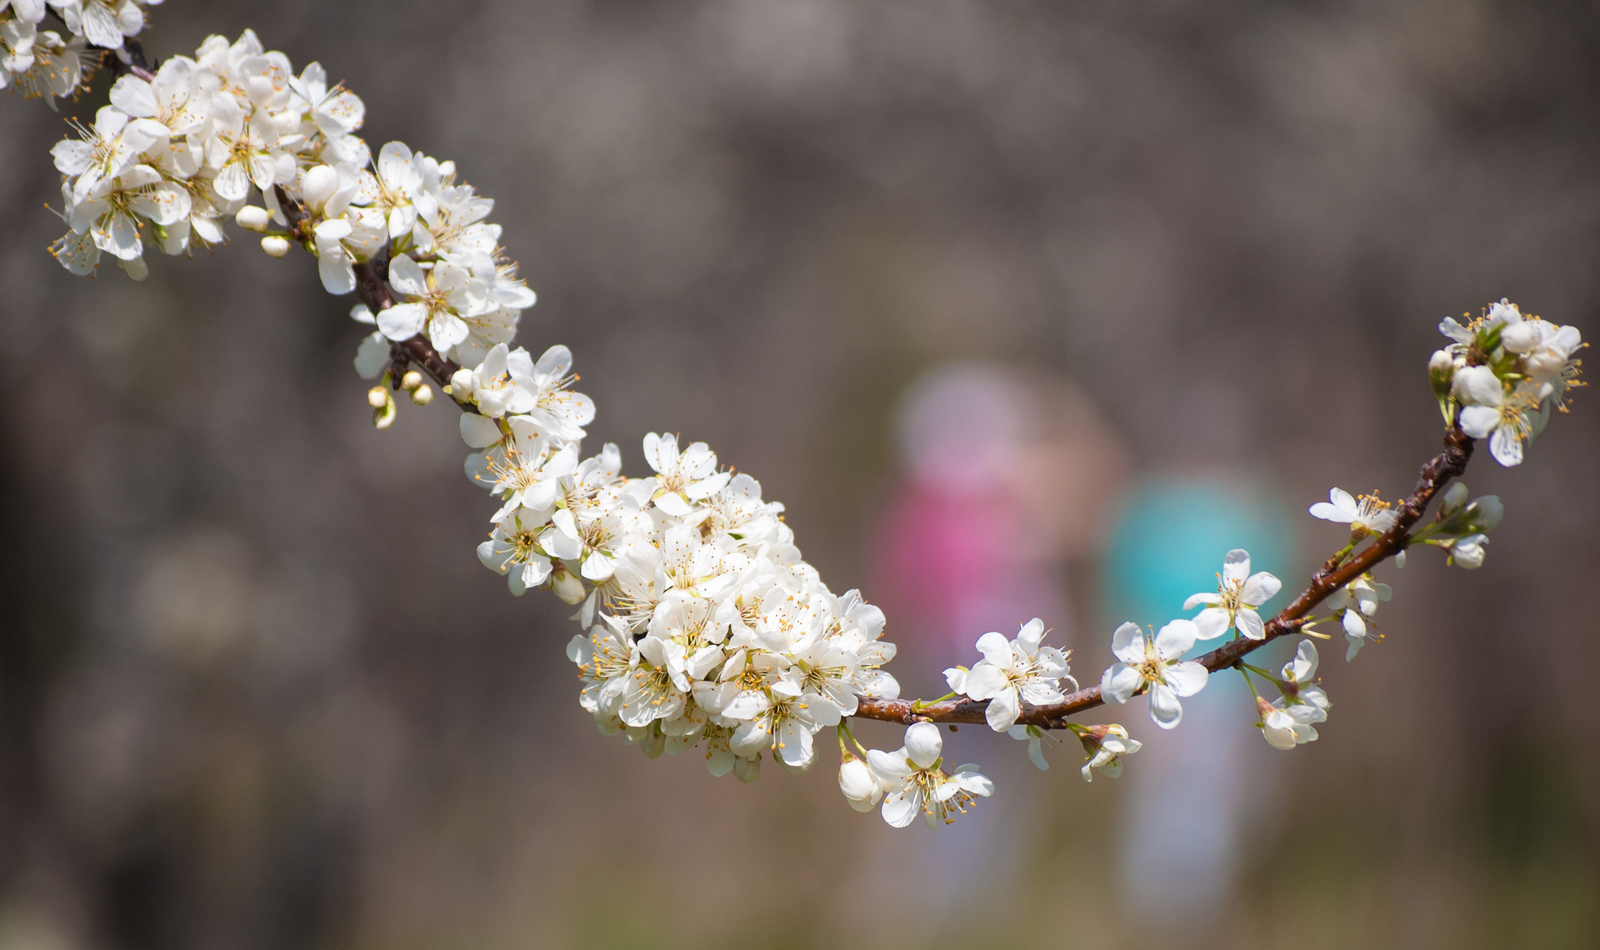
1104, 477, 1298, 641
1101, 476, 1300, 937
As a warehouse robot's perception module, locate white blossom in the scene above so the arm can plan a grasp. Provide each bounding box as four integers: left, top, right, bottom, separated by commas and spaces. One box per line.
643, 432, 730, 518
476, 506, 560, 595
1259, 640, 1330, 750
1077, 724, 1142, 781
107, 57, 209, 137
838, 752, 884, 812
519, 345, 595, 442
1448, 533, 1487, 569
1100, 620, 1209, 729
48, 0, 148, 51
1324, 574, 1391, 661
9, 28, 82, 106
0, 16, 38, 90
286, 61, 364, 140
1, 1, 46, 25
1309, 488, 1398, 537
379, 254, 485, 352
866, 722, 993, 828
946, 618, 1073, 733
1184, 548, 1281, 641
1455, 367, 1538, 467
459, 344, 538, 418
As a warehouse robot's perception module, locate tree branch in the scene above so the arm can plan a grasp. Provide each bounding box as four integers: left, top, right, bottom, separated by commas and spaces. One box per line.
852, 425, 1475, 729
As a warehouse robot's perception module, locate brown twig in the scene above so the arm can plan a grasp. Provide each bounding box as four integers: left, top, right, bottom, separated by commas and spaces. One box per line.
852, 425, 1475, 730
348, 250, 473, 408
267, 185, 467, 396
100, 39, 158, 83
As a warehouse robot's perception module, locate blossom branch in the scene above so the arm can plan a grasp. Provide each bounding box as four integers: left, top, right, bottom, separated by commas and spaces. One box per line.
852, 426, 1475, 730
10, 2, 1584, 826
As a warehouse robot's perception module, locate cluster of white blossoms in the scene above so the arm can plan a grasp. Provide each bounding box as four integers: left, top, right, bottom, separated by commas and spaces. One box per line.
1434, 299, 1585, 467
456, 396, 905, 789
2, 0, 159, 104
14, 5, 1589, 829
44, 26, 536, 377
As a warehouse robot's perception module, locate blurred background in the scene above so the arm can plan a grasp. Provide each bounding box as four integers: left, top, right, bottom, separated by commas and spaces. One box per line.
2, 0, 1598, 947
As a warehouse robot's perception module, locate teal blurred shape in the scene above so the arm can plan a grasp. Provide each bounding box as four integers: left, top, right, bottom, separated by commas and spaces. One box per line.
1103, 478, 1297, 656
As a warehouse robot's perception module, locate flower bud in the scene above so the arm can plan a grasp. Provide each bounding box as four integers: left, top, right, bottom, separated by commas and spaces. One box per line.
551, 565, 586, 605
1464, 495, 1503, 532
400, 370, 424, 391
839, 754, 882, 812
370, 387, 399, 429
450, 367, 476, 399
1501, 321, 1540, 354
1450, 534, 1487, 569
733, 754, 761, 784
1429, 349, 1455, 398
1257, 699, 1300, 751
301, 164, 339, 212
1441, 482, 1469, 516
235, 205, 271, 232
1451, 365, 1503, 406
409, 384, 434, 406
260, 235, 291, 258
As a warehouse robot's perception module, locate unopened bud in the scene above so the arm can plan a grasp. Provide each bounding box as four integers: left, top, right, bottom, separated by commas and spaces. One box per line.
1441, 482, 1469, 515
260, 235, 291, 258
300, 164, 339, 213
1501, 321, 1540, 354
1464, 495, 1503, 532
400, 371, 424, 392
1429, 350, 1455, 398
838, 754, 882, 812
551, 565, 586, 605
450, 367, 475, 396
367, 386, 389, 408
409, 384, 434, 406
1077, 724, 1111, 755
236, 205, 272, 232
1450, 534, 1487, 569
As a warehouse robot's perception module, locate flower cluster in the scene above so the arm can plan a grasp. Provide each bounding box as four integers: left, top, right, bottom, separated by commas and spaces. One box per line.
451, 367, 904, 784
43, 28, 536, 374
1435, 299, 1585, 467
2, 0, 153, 106
1251, 640, 1331, 750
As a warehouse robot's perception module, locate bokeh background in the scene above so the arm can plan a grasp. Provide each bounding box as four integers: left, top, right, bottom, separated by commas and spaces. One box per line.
2, 1, 1598, 947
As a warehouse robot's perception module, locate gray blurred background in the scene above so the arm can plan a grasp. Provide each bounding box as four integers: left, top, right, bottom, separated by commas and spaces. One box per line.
1, 1, 1598, 948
